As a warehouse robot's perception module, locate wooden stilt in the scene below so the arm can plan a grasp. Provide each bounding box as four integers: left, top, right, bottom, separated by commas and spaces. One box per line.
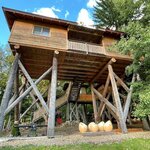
47, 54, 58, 138
91, 85, 98, 122
14, 70, 20, 122
0, 53, 19, 131
5, 66, 52, 115
124, 74, 135, 121
66, 102, 70, 121
108, 65, 127, 133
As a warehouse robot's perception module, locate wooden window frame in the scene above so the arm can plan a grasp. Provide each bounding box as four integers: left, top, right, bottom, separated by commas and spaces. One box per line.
32, 25, 50, 37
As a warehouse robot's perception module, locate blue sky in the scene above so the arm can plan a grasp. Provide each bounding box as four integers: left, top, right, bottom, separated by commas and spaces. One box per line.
0, 0, 97, 45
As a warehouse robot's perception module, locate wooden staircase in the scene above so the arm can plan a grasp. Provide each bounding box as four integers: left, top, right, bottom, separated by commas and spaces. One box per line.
68, 82, 82, 102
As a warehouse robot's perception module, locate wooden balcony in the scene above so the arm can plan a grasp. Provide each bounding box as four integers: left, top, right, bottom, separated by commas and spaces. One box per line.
68, 40, 106, 55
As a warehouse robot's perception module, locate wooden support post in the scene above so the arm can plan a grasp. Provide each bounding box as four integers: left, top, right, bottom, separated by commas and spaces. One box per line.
75, 103, 79, 122
66, 102, 70, 121
47, 54, 58, 138
124, 74, 136, 121
5, 67, 52, 115
0, 53, 19, 131
91, 58, 116, 83
14, 70, 20, 122
91, 85, 98, 122
108, 65, 127, 133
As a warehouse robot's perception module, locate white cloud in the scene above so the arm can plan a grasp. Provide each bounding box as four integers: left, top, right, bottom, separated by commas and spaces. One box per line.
87, 0, 97, 8
77, 8, 94, 27
51, 6, 61, 12
65, 10, 69, 19
33, 6, 61, 18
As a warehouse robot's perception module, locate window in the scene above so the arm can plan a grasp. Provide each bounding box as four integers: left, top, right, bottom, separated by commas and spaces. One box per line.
33, 26, 50, 36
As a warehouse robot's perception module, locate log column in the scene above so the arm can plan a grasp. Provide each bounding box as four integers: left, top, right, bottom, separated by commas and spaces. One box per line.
47, 52, 58, 138
108, 65, 127, 133
14, 70, 20, 122
0, 53, 19, 131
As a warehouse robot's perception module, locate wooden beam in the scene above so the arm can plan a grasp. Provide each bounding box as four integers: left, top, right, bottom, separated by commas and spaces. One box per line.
18, 60, 49, 114
47, 54, 58, 138
98, 75, 110, 118
91, 85, 98, 122
108, 65, 127, 133
91, 87, 117, 115
8, 84, 25, 107
113, 73, 130, 93
29, 91, 47, 122
124, 74, 136, 121
14, 69, 20, 122
91, 58, 116, 83
0, 53, 19, 131
5, 66, 52, 115
19, 99, 38, 121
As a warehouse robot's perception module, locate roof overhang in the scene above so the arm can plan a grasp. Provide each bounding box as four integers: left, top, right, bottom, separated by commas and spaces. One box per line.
2, 7, 124, 39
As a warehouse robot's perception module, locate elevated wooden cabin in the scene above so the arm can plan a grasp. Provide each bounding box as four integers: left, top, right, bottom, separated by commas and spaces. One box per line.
3, 7, 131, 84
0, 7, 134, 137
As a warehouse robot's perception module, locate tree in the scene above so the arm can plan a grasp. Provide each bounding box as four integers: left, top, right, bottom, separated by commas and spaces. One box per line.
93, 0, 144, 30
0, 45, 13, 103
112, 22, 150, 127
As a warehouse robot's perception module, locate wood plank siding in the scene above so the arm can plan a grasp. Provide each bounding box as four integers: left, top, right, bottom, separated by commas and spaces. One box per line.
9, 21, 68, 51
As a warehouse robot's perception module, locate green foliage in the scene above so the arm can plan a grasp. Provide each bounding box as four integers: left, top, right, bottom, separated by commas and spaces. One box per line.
0, 44, 13, 103
132, 83, 150, 118
112, 22, 150, 118
93, 0, 143, 29
0, 138, 150, 150
11, 124, 21, 137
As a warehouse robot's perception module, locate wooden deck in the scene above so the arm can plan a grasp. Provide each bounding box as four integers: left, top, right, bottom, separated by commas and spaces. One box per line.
14, 44, 132, 84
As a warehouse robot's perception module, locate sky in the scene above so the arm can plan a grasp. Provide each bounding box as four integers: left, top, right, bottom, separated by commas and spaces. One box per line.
0, 0, 97, 45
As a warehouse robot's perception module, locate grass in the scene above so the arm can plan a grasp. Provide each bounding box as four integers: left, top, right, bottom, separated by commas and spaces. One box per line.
0, 138, 150, 150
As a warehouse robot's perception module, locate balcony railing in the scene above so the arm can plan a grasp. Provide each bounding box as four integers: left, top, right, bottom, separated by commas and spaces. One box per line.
68, 40, 105, 55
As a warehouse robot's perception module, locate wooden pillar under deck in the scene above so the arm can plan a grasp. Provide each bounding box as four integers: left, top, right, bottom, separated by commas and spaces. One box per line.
47, 53, 58, 138
14, 70, 20, 122
0, 53, 19, 131
108, 65, 127, 133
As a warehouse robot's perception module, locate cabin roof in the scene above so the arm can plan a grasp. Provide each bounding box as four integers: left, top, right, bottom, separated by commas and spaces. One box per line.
2, 7, 124, 39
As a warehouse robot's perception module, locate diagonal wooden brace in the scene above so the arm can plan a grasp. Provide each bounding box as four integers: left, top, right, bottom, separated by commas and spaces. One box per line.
124, 74, 136, 120
97, 75, 110, 119
91, 86, 118, 116
5, 65, 52, 115
18, 60, 49, 114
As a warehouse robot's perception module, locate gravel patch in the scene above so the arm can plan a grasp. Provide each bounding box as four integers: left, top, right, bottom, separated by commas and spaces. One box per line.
0, 131, 150, 147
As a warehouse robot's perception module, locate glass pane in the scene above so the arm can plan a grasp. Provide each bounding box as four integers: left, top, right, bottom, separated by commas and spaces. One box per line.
42, 27, 49, 36
33, 26, 42, 35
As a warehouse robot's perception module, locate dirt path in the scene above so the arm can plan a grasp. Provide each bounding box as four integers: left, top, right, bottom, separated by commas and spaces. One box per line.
0, 131, 150, 147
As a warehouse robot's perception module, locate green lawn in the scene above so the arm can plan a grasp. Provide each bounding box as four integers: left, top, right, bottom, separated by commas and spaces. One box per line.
0, 138, 150, 150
